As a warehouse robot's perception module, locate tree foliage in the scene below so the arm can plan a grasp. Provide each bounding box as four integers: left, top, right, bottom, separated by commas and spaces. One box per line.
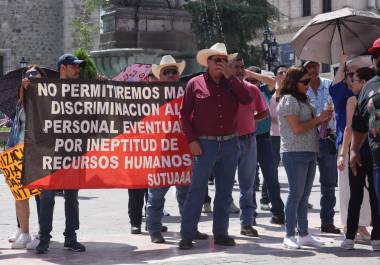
184, 0, 278, 67
74, 48, 98, 79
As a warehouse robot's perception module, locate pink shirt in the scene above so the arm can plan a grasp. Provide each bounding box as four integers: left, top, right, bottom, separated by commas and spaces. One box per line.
269, 94, 280, 136
237, 81, 267, 136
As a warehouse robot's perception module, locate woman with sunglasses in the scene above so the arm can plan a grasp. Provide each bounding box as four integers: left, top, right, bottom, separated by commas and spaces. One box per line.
331, 54, 372, 242
340, 67, 380, 250
7, 65, 46, 249
277, 66, 332, 249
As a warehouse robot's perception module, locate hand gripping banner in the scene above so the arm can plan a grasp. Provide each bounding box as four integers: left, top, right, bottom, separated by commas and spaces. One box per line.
22, 79, 192, 189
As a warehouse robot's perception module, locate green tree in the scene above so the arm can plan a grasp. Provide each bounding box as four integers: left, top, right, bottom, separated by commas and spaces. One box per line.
184, 0, 278, 67
74, 48, 98, 79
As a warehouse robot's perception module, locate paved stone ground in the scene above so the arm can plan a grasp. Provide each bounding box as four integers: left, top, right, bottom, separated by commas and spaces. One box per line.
1, 167, 380, 265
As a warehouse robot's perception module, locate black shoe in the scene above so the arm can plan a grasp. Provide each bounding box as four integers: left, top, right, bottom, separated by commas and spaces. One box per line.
214, 235, 236, 246
150, 232, 165, 243
36, 239, 50, 254
308, 203, 313, 209
145, 225, 168, 232
321, 224, 341, 234
195, 231, 208, 240
131, 226, 141, 234
240, 226, 259, 237
64, 240, 86, 252
270, 215, 285, 225
179, 239, 193, 250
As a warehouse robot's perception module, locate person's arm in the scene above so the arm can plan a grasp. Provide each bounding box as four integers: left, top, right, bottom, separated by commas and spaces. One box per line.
337, 96, 356, 171
332, 53, 348, 85
286, 111, 331, 135
245, 69, 275, 91
255, 110, 269, 121
227, 76, 253, 105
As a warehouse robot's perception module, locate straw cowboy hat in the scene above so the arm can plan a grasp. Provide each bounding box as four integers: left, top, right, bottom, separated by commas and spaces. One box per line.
151, 55, 186, 79
196, 43, 238, 67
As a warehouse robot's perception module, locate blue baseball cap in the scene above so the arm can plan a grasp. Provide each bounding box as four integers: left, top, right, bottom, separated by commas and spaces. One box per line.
57, 54, 84, 70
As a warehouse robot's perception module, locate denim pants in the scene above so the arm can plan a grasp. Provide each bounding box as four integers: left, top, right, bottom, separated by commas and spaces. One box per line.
372, 166, 380, 214
261, 136, 281, 205
181, 137, 239, 239
317, 139, 338, 225
146, 185, 189, 233
255, 133, 284, 217
237, 134, 257, 226
39, 190, 79, 241
282, 152, 317, 237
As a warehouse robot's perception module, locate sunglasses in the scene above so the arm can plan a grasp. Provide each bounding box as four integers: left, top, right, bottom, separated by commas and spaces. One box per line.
298, 78, 311, 85
209, 57, 228, 63
162, 69, 179, 76
277, 71, 287, 76
24, 70, 39, 79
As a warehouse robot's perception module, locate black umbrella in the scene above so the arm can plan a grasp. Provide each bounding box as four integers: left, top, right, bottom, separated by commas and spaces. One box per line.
0, 67, 58, 119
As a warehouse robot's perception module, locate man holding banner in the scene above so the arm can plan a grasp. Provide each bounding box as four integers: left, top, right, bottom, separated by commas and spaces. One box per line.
179, 43, 253, 249
36, 54, 86, 254
145, 55, 208, 243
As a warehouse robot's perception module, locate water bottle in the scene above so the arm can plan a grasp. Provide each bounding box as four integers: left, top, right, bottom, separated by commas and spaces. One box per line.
319, 99, 333, 139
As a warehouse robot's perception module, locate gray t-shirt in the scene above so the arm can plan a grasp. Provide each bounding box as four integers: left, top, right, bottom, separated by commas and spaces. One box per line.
277, 94, 319, 153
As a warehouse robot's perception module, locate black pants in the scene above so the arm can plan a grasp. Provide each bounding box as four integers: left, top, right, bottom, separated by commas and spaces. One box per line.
39, 190, 79, 241
128, 189, 147, 227
346, 151, 380, 240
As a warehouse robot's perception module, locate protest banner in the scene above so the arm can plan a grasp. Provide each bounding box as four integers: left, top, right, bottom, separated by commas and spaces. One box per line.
0, 144, 41, 200
22, 79, 192, 189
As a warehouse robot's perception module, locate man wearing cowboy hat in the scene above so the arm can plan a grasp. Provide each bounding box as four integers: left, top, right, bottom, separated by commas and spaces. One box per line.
179, 43, 252, 249
145, 54, 209, 244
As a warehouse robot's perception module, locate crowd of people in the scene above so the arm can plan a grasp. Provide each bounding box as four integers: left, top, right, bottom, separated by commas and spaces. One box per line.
4, 37, 380, 254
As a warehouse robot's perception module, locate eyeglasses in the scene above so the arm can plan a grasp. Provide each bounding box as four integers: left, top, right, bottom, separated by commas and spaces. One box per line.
24, 70, 39, 79
208, 57, 228, 63
298, 79, 311, 85
162, 69, 179, 76
372, 52, 380, 60
277, 71, 287, 76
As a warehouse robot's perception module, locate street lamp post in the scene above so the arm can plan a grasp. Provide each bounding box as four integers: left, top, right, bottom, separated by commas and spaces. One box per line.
261, 26, 278, 71
19, 57, 27, 68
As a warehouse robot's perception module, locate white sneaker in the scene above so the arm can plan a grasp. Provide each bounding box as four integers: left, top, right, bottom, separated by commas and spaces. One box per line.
26, 234, 40, 250
11, 233, 31, 249
283, 236, 300, 249
261, 203, 271, 211
229, 202, 240, 214
371, 240, 380, 251
341, 238, 355, 250
8, 228, 21, 243
202, 202, 212, 213
298, 234, 324, 247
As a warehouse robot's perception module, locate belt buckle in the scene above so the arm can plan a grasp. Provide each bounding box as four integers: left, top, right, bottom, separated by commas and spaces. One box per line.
216, 136, 223, 141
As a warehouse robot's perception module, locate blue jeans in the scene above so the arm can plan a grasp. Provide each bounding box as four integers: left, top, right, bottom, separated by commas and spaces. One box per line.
282, 152, 317, 237
373, 166, 380, 213
237, 134, 257, 226
39, 190, 79, 241
181, 137, 239, 239
146, 185, 189, 233
255, 133, 284, 217
317, 139, 338, 225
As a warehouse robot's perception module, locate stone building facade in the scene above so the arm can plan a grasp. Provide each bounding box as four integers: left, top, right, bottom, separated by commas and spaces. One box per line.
0, 0, 99, 76
266, 0, 380, 68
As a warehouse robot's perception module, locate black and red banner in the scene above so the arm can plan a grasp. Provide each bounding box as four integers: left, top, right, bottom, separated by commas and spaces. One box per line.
23, 79, 192, 189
